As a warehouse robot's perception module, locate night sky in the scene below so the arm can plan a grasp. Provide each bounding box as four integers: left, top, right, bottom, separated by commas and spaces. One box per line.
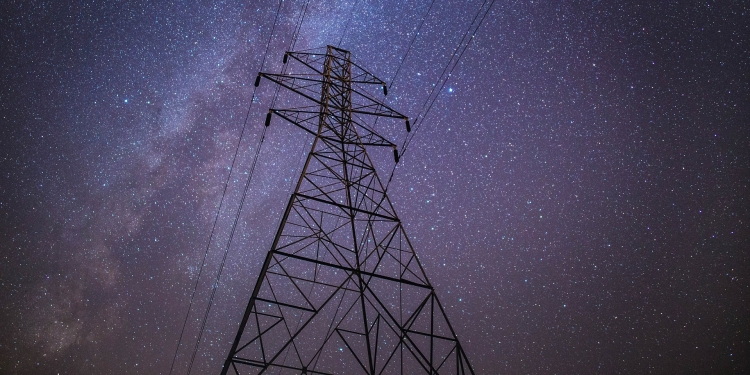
1, 0, 748, 374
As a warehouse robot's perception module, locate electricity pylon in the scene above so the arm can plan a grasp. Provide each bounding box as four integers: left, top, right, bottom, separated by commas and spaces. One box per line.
221, 45, 473, 375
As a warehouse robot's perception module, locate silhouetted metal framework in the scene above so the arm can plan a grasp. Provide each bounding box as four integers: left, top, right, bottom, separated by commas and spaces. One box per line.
221, 46, 473, 375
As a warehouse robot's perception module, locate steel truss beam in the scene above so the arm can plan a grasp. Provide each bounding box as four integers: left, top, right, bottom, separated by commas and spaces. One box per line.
221, 45, 474, 375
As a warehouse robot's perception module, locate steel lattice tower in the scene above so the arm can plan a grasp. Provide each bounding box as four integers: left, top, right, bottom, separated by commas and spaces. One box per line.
221, 46, 473, 375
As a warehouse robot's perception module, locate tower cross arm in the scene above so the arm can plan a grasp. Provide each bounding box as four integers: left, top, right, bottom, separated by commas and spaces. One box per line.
258, 75, 407, 119
286, 51, 386, 86
271, 109, 396, 147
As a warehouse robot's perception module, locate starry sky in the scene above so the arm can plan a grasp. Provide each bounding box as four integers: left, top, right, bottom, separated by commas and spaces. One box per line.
1, 0, 748, 374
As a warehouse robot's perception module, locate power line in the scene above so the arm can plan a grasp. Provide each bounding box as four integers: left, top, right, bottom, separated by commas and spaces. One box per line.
384, 0, 496, 192
270, 0, 310, 110
337, 0, 361, 47
184, 1, 312, 374
186, 124, 270, 375
389, 0, 436, 89
401, 0, 495, 156
289, 0, 311, 53
169, 1, 284, 374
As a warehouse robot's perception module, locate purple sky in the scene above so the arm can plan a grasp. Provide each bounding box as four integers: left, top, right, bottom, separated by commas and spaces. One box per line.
1, 0, 748, 374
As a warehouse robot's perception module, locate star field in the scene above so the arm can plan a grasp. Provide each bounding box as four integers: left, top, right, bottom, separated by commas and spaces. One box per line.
1, 0, 748, 374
